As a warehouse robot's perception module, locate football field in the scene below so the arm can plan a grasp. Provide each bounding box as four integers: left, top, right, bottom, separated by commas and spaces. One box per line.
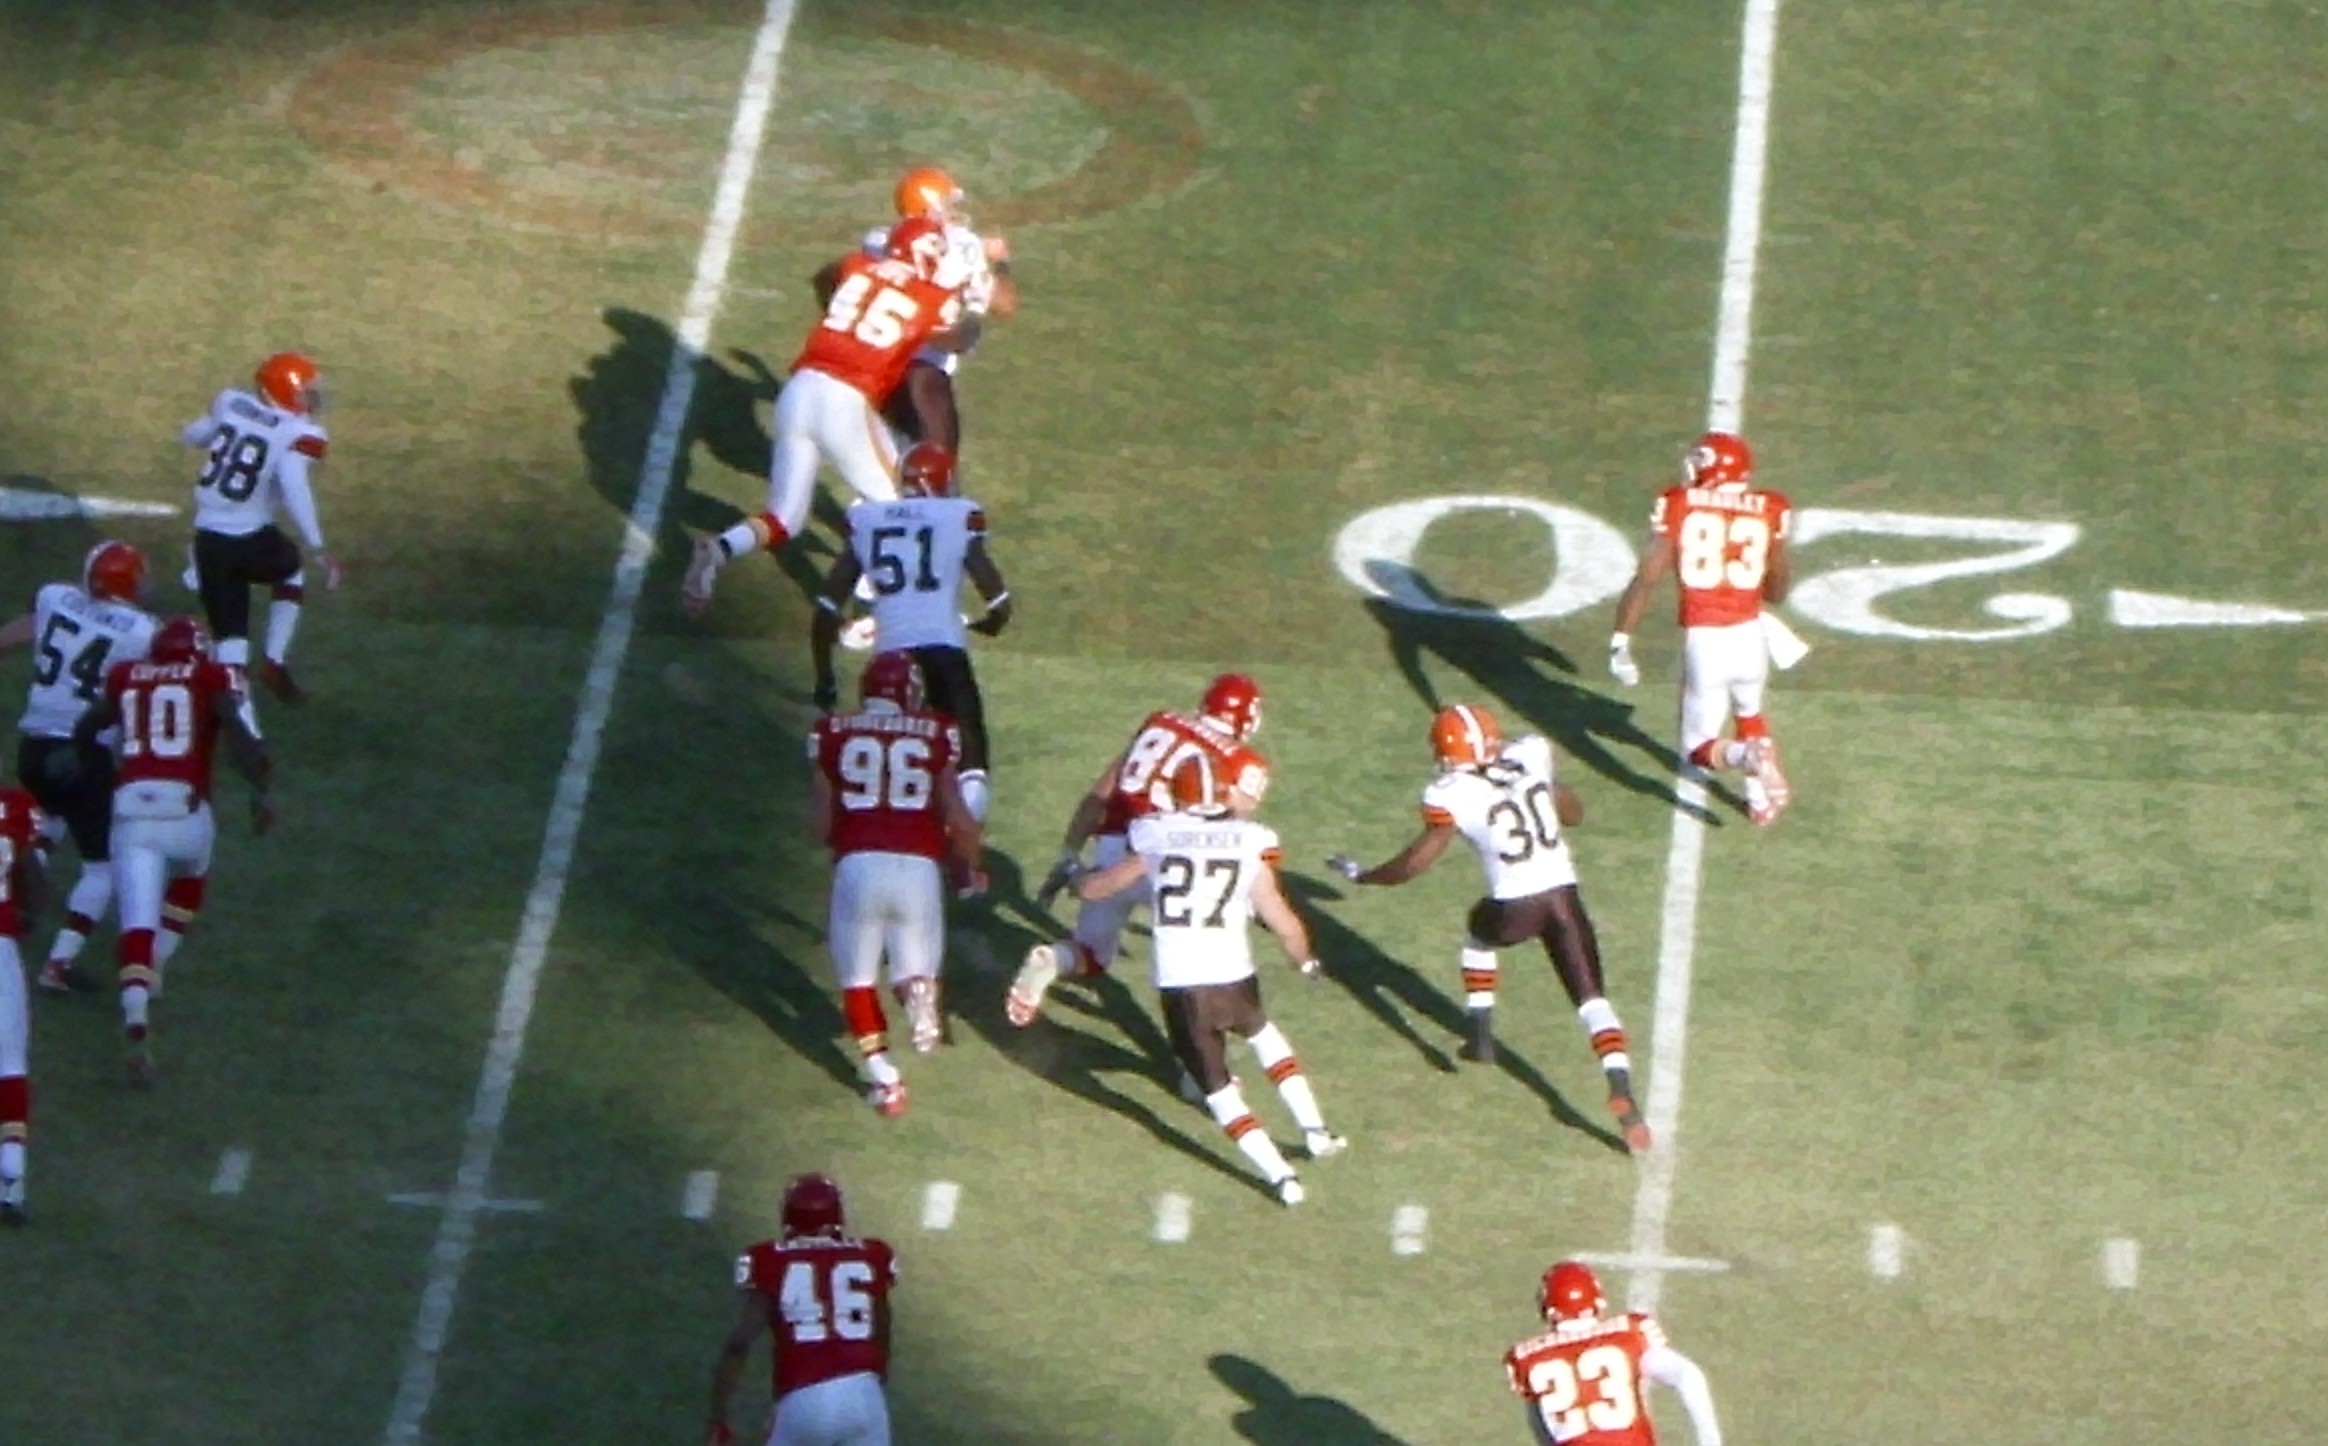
2, 1, 2325, 1442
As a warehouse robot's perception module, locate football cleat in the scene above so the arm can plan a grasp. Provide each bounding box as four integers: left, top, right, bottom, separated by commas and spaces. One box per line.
1005, 944, 1058, 1028
1273, 1175, 1306, 1207
899, 977, 944, 1054
681, 537, 722, 615
1609, 1094, 1652, 1156
868, 1081, 908, 1117
1303, 1130, 1349, 1160
37, 959, 98, 996
1744, 737, 1791, 824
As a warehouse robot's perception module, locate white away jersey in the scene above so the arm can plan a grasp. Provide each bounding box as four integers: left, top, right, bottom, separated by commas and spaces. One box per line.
1420, 733, 1577, 900
17, 583, 158, 738
1127, 811, 1282, 990
846, 494, 986, 652
862, 221, 993, 373
184, 387, 329, 543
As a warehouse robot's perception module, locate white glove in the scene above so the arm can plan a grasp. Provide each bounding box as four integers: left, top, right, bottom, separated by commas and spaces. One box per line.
1608, 633, 1641, 687
1326, 853, 1366, 884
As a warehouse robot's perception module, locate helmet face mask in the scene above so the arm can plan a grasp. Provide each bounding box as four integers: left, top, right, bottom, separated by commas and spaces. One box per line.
83, 540, 149, 604
780, 1172, 847, 1240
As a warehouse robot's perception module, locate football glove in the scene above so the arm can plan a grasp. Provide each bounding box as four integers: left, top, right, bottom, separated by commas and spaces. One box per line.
1034, 849, 1081, 912
1297, 957, 1325, 980
1326, 853, 1366, 884
1608, 634, 1641, 687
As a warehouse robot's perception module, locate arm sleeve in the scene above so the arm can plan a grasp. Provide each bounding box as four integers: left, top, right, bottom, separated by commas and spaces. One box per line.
275, 448, 327, 549
1640, 1344, 1722, 1446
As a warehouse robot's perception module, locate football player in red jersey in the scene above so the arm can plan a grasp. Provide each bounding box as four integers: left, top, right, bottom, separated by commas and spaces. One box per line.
683, 219, 978, 616
72, 617, 272, 1084
1007, 673, 1270, 1028
707, 1172, 898, 1446
0, 784, 50, 1222
857, 166, 1017, 455
1608, 430, 1796, 824
807, 651, 981, 1114
1503, 1260, 1723, 1445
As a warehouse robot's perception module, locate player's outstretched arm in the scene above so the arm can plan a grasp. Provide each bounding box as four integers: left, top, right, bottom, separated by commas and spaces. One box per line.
1251, 861, 1322, 977
1332, 821, 1458, 888
1641, 1341, 1723, 1446
706, 1286, 772, 1446
0, 612, 34, 655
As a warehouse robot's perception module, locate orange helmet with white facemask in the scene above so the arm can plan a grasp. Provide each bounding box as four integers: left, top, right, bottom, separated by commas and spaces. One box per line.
255, 352, 324, 415
1429, 703, 1501, 771
893, 166, 966, 225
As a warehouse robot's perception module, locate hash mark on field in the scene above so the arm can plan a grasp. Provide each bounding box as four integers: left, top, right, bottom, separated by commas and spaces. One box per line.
1869, 1223, 1904, 1280
1390, 1205, 1429, 1256
682, 1171, 719, 1222
209, 1148, 252, 1196
1153, 1192, 1192, 1243
921, 1181, 961, 1231
2103, 1237, 2140, 1290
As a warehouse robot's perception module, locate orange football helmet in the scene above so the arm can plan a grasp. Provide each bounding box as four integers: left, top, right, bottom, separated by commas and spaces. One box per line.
1200, 673, 1263, 742
1684, 429, 1752, 487
1163, 751, 1222, 813
781, 1172, 847, 1240
82, 540, 148, 603
859, 650, 925, 712
897, 443, 957, 498
1538, 1260, 1607, 1323
254, 351, 323, 415
1429, 703, 1501, 770
893, 166, 966, 223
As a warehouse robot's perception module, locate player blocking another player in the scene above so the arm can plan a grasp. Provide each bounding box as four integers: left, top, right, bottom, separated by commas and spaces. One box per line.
683, 219, 976, 615
1504, 1260, 1723, 1445
707, 1172, 898, 1446
856, 166, 1018, 455
0, 540, 158, 993
180, 352, 342, 704
1073, 752, 1344, 1206
1329, 703, 1650, 1154
808, 442, 1011, 839
1608, 429, 1796, 825
808, 651, 983, 1114
72, 618, 273, 1085
1008, 673, 1267, 1027
0, 784, 49, 1223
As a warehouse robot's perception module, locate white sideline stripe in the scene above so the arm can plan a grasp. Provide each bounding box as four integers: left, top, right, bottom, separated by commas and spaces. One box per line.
2103, 1236, 2140, 1291
387, 1193, 547, 1214
209, 1147, 252, 1196
1622, 0, 1785, 1320
1153, 1192, 1192, 1244
921, 1181, 961, 1232
682, 1170, 720, 1222
1390, 1205, 1429, 1257
1869, 1223, 1904, 1280
380, 7, 798, 1443
1572, 1250, 1731, 1276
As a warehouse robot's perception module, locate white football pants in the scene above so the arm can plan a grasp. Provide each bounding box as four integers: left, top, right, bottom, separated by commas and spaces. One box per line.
767, 367, 900, 538
0, 938, 25, 1079
828, 852, 942, 991
1069, 832, 1141, 968
765, 1372, 890, 1446
1679, 618, 1772, 757
112, 784, 215, 938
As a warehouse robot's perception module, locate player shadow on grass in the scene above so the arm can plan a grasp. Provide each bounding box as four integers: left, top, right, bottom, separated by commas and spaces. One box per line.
1210, 1355, 1416, 1446
686, 891, 865, 1095
1360, 563, 1742, 824
569, 307, 849, 606
1283, 871, 1629, 1156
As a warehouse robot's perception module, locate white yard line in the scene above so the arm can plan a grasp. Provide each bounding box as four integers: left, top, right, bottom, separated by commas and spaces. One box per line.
1622, 0, 1785, 1319
209, 1147, 252, 1196
379, 6, 799, 1442
682, 1170, 721, 1222
921, 1180, 962, 1231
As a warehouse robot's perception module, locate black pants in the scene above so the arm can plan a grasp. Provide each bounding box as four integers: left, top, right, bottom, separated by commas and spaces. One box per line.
1466, 884, 1607, 1006
907, 644, 989, 774
1159, 976, 1268, 1095
194, 525, 302, 644
16, 734, 115, 860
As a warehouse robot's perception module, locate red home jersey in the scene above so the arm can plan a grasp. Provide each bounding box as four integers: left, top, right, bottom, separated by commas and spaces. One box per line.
792, 253, 963, 403
1505, 1312, 1673, 1445
1097, 710, 1270, 835
1651, 483, 1792, 628
0, 787, 42, 937
105, 657, 238, 799
735, 1235, 898, 1399
810, 707, 961, 861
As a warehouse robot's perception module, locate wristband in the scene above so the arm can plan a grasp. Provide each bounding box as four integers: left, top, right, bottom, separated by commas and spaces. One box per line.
815, 595, 843, 614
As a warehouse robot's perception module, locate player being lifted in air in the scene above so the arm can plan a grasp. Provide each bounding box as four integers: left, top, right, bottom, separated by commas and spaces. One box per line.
1329, 704, 1651, 1154
180, 352, 342, 705
1073, 752, 1344, 1206
847, 166, 1018, 456
1608, 429, 1796, 825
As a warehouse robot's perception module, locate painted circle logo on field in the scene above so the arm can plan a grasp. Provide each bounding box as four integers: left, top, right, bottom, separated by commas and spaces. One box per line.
287, 4, 1201, 242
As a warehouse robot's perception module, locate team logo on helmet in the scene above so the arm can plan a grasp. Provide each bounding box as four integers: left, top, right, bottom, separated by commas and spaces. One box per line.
1684, 430, 1752, 487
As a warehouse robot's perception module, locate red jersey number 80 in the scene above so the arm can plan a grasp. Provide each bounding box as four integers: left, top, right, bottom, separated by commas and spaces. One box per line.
1524, 1344, 1642, 1441
1676, 511, 1771, 592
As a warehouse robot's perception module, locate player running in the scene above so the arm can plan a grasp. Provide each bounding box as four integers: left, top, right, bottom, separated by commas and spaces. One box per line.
1504, 1259, 1723, 1445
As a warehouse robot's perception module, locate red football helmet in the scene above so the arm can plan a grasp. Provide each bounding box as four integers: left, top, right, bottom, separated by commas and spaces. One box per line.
884, 215, 950, 282
1163, 750, 1222, 813
150, 616, 209, 664
1429, 703, 1501, 770
254, 351, 323, 415
82, 540, 148, 603
781, 1172, 847, 1240
893, 165, 966, 223
1200, 673, 1263, 742
897, 443, 957, 498
1683, 430, 1752, 487
1539, 1260, 1607, 1323
859, 650, 925, 711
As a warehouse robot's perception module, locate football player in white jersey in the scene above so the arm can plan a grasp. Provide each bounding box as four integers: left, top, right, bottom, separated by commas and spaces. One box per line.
809, 444, 1011, 844
1328, 704, 1651, 1155
1074, 753, 1344, 1207
844, 166, 1016, 455
180, 351, 342, 704
0, 541, 159, 993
